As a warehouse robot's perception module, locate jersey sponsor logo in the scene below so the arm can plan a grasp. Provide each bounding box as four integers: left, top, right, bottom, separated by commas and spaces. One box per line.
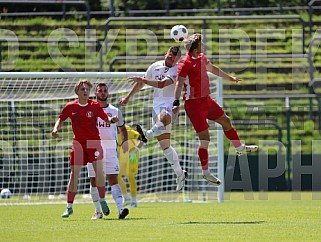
156, 74, 165, 80
98, 121, 111, 128
86, 111, 93, 118
193, 63, 197, 67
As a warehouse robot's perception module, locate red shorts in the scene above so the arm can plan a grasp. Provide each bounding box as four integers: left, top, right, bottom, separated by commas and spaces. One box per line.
69, 140, 103, 166
184, 96, 225, 133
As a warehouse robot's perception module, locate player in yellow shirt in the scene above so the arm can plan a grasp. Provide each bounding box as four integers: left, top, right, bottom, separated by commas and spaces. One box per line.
117, 125, 144, 208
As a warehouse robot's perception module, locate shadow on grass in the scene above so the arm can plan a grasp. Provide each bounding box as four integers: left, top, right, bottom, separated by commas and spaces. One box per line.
180, 221, 265, 225
103, 218, 150, 221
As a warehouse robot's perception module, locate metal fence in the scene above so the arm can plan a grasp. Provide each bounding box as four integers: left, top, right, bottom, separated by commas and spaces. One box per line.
0, 0, 91, 28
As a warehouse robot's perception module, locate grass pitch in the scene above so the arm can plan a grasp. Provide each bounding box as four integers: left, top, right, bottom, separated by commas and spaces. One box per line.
1, 192, 320, 242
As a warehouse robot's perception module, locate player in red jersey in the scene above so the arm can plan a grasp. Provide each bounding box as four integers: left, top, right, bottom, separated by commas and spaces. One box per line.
173, 33, 258, 185
51, 79, 118, 218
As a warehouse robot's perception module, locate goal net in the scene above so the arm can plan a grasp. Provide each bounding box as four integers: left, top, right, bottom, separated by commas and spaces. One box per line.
0, 72, 224, 204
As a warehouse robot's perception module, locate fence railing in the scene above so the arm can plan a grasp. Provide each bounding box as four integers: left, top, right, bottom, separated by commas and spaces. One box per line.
105, 1, 321, 17
1, 1, 321, 36
104, 15, 306, 54
0, 0, 91, 28
0, 38, 103, 71
109, 53, 308, 72
308, 0, 321, 36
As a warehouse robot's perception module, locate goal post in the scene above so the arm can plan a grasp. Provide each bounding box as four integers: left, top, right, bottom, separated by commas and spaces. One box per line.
0, 72, 224, 204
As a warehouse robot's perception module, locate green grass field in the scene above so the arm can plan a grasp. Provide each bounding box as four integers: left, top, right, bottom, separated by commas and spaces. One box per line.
1, 192, 320, 242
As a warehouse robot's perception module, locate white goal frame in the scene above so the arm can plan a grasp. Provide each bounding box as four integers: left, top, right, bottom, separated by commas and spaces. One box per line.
0, 72, 224, 204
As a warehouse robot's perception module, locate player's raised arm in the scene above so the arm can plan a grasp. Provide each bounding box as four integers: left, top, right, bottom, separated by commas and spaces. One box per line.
128, 76, 173, 89
206, 61, 241, 83
119, 81, 145, 105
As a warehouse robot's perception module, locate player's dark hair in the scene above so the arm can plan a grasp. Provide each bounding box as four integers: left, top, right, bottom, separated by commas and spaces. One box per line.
74, 79, 93, 94
95, 82, 107, 91
184, 33, 202, 53
168, 46, 182, 58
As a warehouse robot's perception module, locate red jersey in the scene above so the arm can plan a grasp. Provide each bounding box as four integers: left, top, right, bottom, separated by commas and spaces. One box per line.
59, 99, 108, 143
177, 52, 210, 100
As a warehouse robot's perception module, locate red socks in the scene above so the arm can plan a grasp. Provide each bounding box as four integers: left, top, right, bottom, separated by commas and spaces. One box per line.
198, 147, 209, 170
67, 191, 76, 204
67, 187, 105, 204
224, 128, 242, 148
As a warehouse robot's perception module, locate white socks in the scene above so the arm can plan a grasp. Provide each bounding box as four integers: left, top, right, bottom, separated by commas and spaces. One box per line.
163, 146, 183, 177
202, 169, 211, 176
236, 143, 245, 152
111, 184, 123, 213
90, 186, 101, 213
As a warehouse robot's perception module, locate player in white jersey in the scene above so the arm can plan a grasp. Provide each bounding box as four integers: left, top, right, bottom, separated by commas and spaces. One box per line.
87, 83, 129, 220
120, 46, 187, 191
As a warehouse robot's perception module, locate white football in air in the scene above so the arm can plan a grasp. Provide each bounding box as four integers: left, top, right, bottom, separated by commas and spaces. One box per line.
170, 25, 188, 42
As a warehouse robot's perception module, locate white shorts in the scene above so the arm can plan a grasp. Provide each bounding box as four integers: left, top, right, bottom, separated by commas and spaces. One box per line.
87, 146, 120, 177
153, 103, 173, 119
87, 156, 120, 177
152, 103, 173, 134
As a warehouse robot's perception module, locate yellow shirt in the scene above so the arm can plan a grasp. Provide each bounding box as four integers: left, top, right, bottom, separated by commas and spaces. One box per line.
118, 125, 140, 153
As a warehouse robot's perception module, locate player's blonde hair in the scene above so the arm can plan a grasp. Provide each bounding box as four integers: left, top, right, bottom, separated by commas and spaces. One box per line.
184, 33, 202, 53
74, 79, 93, 94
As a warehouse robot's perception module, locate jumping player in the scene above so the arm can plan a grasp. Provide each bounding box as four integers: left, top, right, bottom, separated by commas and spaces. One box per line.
120, 46, 187, 191
173, 33, 258, 185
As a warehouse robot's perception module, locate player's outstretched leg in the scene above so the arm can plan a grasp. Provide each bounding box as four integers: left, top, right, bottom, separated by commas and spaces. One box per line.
61, 207, 73, 218
136, 124, 148, 143
176, 170, 188, 191
236, 144, 258, 156
119, 208, 129, 219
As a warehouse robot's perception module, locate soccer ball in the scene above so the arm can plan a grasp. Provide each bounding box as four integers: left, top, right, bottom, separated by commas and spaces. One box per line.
170, 25, 188, 42
1, 188, 12, 199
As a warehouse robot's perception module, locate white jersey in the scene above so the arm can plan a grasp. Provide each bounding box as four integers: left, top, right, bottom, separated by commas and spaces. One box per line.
97, 103, 125, 151
145, 60, 178, 107
87, 103, 124, 176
